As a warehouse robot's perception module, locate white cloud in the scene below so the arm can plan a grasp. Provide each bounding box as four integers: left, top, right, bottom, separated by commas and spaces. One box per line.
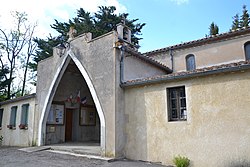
0, 0, 127, 38
171, 0, 189, 5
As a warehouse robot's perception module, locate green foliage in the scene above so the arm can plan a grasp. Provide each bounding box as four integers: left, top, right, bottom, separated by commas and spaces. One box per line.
173, 155, 190, 167
231, 5, 250, 30
31, 6, 145, 73
240, 5, 250, 28
0, 66, 12, 101
209, 22, 219, 35
29, 35, 62, 72
232, 14, 240, 30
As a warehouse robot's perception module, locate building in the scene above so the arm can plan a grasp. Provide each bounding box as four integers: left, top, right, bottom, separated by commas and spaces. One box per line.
0, 24, 250, 167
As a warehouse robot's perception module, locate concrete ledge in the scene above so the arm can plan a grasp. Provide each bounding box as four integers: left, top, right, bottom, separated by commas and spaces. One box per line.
47, 150, 114, 161
19, 146, 51, 153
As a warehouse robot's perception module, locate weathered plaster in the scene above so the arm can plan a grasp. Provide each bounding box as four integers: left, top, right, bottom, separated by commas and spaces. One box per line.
124, 70, 250, 167
0, 96, 36, 146
150, 35, 250, 72
124, 55, 167, 81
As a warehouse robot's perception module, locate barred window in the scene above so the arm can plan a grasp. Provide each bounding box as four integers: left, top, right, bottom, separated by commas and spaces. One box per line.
167, 86, 187, 121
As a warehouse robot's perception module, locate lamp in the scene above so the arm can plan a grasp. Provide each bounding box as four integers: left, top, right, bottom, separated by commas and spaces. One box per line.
56, 43, 66, 57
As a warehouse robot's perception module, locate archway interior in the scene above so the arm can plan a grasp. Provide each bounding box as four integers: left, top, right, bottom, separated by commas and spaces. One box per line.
45, 60, 100, 145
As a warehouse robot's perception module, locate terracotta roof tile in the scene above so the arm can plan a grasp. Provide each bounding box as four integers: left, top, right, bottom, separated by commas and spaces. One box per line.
121, 60, 250, 87
144, 27, 250, 56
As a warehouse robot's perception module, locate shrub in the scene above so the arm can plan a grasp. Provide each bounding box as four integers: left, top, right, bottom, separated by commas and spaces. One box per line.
0, 135, 3, 145
173, 155, 190, 167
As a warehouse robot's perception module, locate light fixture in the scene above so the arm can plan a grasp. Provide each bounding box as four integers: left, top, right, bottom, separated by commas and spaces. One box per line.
56, 43, 66, 57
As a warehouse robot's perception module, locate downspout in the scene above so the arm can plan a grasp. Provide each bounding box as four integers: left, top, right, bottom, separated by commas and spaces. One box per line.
170, 48, 174, 71
119, 45, 125, 85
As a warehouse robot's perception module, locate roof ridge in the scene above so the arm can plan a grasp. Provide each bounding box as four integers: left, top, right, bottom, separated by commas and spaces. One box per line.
143, 26, 250, 56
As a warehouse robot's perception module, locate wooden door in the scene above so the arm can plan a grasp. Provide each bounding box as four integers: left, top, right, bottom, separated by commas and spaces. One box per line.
65, 109, 73, 142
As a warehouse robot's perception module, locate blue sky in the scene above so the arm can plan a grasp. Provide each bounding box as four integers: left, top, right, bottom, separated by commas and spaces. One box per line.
120, 0, 250, 52
0, 0, 250, 53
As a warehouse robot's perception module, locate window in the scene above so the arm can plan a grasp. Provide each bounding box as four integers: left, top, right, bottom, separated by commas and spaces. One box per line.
186, 54, 196, 71
244, 42, 250, 60
8, 106, 17, 129
0, 109, 3, 129
19, 104, 29, 129
167, 86, 187, 121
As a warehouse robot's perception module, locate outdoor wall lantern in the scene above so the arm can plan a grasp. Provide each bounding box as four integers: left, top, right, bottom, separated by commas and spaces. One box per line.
56, 42, 69, 57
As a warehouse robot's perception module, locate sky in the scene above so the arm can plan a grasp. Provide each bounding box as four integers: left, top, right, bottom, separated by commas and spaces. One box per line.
0, 0, 250, 53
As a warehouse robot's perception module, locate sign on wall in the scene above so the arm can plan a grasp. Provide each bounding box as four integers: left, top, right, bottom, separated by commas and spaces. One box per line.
47, 104, 64, 125
80, 106, 96, 126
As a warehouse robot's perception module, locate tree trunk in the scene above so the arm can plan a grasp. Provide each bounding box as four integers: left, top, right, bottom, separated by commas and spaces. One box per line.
21, 54, 31, 96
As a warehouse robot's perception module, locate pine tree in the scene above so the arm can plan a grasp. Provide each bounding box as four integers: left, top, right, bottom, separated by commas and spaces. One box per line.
31, 6, 145, 73
0, 66, 12, 101
209, 22, 219, 35
240, 5, 250, 28
231, 14, 240, 30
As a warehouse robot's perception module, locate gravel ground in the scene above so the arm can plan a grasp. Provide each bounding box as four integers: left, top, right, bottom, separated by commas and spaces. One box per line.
0, 147, 167, 167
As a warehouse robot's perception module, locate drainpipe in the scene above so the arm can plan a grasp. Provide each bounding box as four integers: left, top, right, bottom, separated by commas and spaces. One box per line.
119, 45, 125, 85
170, 48, 174, 71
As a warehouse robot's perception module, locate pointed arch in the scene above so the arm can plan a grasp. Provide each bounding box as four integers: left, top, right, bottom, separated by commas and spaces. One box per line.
38, 49, 106, 154
68, 49, 106, 153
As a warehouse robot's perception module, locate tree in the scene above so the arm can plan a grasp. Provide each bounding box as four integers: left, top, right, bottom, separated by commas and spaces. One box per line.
0, 11, 37, 99
209, 22, 219, 36
0, 66, 11, 101
20, 24, 37, 96
231, 5, 250, 30
240, 5, 250, 28
231, 14, 240, 30
31, 6, 145, 73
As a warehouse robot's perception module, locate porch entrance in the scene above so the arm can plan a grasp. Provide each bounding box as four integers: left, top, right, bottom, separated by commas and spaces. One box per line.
44, 59, 101, 154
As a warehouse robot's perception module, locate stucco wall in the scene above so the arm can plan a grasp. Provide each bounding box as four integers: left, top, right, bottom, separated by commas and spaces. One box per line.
149, 35, 250, 72
124, 70, 250, 167
124, 55, 167, 81
36, 31, 123, 157
0, 96, 36, 146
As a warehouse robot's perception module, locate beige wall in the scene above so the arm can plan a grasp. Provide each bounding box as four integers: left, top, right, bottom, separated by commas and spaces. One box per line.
151, 35, 250, 72
124, 69, 250, 167
124, 55, 167, 81
36, 31, 125, 157
0, 96, 36, 146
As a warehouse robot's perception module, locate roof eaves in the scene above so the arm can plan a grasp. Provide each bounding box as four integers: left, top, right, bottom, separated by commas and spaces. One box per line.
121, 62, 250, 88
124, 47, 172, 73
0, 93, 36, 106
144, 27, 250, 56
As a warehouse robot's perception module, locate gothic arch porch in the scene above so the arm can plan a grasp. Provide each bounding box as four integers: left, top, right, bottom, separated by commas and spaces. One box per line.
38, 50, 106, 155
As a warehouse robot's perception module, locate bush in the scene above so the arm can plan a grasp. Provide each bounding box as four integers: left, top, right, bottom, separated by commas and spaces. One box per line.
0, 135, 3, 145
173, 155, 190, 167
